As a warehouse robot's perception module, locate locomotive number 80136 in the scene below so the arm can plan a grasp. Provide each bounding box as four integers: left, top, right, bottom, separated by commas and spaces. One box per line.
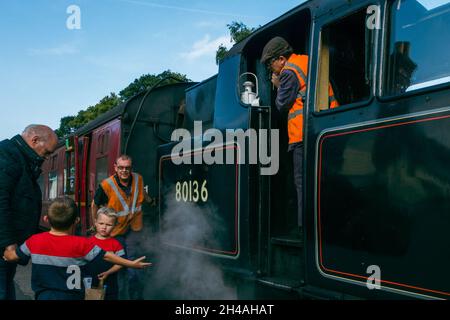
175, 180, 208, 203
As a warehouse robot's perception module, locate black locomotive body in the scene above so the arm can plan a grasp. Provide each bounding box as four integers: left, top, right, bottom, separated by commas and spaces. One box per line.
157, 0, 450, 300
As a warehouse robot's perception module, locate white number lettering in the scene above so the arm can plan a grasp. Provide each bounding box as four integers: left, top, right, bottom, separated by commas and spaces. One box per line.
182, 182, 189, 202
192, 180, 199, 202
173, 180, 208, 203
175, 182, 181, 202
201, 180, 208, 202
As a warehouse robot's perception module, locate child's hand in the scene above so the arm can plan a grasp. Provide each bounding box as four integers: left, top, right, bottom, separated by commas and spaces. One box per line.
97, 271, 110, 281
132, 256, 152, 269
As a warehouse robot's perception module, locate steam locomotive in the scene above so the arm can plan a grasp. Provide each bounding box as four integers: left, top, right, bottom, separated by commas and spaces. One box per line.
41, 0, 450, 299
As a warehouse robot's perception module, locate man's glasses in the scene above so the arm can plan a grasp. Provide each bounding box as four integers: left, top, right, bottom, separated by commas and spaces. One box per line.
117, 166, 131, 171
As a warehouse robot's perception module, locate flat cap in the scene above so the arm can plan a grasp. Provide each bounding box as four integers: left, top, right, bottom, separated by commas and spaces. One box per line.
260, 36, 292, 64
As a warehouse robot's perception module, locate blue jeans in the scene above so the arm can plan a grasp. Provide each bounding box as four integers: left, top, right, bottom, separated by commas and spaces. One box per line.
116, 230, 145, 300
35, 290, 83, 300
0, 254, 17, 300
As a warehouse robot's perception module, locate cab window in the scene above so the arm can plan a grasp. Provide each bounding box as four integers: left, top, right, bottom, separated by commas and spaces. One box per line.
384, 0, 450, 96
316, 8, 373, 111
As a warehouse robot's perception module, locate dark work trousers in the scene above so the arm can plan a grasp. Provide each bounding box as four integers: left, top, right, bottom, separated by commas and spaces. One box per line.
292, 144, 303, 227
116, 230, 145, 300
0, 253, 17, 300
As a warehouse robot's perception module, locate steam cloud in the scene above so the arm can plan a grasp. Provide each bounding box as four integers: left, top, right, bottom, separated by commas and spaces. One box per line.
140, 192, 237, 299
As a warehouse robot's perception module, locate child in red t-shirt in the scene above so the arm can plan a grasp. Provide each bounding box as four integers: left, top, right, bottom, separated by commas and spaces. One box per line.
85, 207, 125, 300
3, 198, 151, 300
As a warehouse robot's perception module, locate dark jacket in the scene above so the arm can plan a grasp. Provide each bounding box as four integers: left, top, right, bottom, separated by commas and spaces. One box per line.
0, 135, 44, 249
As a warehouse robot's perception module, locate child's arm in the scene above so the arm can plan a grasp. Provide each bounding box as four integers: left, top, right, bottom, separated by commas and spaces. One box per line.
103, 252, 152, 269
3, 243, 30, 265
97, 264, 123, 281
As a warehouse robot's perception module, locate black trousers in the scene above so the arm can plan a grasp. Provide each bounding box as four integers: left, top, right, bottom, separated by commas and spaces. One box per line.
0, 255, 16, 300
116, 230, 145, 300
292, 144, 303, 227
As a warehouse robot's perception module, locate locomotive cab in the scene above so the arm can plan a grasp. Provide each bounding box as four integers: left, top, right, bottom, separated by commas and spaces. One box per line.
239, 9, 312, 237
230, 8, 314, 295
156, 6, 315, 299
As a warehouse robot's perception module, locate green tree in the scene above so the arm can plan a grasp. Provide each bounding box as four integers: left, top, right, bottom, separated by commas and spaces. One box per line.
55, 116, 75, 138
119, 70, 191, 101
216, 21, 257, 65
55, 93, 121, 138
55, 70, 191, 138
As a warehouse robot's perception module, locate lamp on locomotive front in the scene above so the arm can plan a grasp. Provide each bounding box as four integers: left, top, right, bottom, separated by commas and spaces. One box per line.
239, 72, 260, 107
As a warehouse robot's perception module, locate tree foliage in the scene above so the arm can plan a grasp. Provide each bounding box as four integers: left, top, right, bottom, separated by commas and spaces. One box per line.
54, 116, 75, 138
55, 70, 190, 138
216, 21, 257, 65
55, 93, 121, 138
228, 21, 256, 43
119, 70, 191, 102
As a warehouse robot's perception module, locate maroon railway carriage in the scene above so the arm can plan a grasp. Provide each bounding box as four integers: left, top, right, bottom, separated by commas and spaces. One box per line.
39, 82, 194, 234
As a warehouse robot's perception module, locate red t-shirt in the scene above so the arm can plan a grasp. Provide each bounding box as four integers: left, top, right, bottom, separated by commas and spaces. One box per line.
89, 236, 125, 256
83, 236, 125, 294
16, 232, 105, 297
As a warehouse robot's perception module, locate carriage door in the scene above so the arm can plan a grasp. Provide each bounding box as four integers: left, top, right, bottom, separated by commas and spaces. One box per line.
88, 120, 121, 229
76, 136, 90, 234
305, 4, 375, 290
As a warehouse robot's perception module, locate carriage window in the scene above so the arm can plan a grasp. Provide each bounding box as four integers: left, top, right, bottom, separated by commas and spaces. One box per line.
103, 131, 110, 154
97, 134, 104, 156
64, 152, 75, 195
316, 8, 372, 111
384, 0, 450, 95
50, 154, 58, 171
37, 175, 44, 195
48, 172, 58, 200
95, 156, 109, 187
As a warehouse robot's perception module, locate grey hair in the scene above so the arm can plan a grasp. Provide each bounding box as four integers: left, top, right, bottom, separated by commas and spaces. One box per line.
22, 124, 55, 142
115, 154, 132, 164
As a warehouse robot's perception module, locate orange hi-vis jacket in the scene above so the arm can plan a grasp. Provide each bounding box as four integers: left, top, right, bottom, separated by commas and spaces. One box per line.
101, 173, 145, 237
282, 54, 339, 144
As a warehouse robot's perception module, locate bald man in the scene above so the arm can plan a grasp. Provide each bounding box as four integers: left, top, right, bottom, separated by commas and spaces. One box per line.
0, 125, 58, 300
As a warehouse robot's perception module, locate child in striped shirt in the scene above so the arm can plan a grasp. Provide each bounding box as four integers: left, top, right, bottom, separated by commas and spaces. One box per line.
3, 197, 151, 300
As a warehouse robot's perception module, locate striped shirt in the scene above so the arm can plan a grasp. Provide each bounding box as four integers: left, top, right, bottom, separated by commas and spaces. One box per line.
16, 232, 105, 298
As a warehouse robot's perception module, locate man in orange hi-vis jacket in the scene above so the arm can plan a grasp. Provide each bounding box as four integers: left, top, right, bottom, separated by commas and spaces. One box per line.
261, 37, 339, 235
91, 154, 152, 299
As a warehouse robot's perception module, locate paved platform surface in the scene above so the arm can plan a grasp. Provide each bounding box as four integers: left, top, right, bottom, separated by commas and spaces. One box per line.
14, 264, 33, 300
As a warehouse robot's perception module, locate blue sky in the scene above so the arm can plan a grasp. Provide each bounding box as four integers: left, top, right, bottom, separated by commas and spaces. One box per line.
0, 0, 302, 139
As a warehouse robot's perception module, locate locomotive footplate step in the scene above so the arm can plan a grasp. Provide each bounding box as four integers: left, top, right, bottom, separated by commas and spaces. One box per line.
270, 236, 303, 248
257, 276, 303, 291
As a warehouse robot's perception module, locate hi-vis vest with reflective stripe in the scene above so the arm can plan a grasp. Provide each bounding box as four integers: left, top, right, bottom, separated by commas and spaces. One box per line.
282, 54, 339, 144
101, 173, 144, 237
